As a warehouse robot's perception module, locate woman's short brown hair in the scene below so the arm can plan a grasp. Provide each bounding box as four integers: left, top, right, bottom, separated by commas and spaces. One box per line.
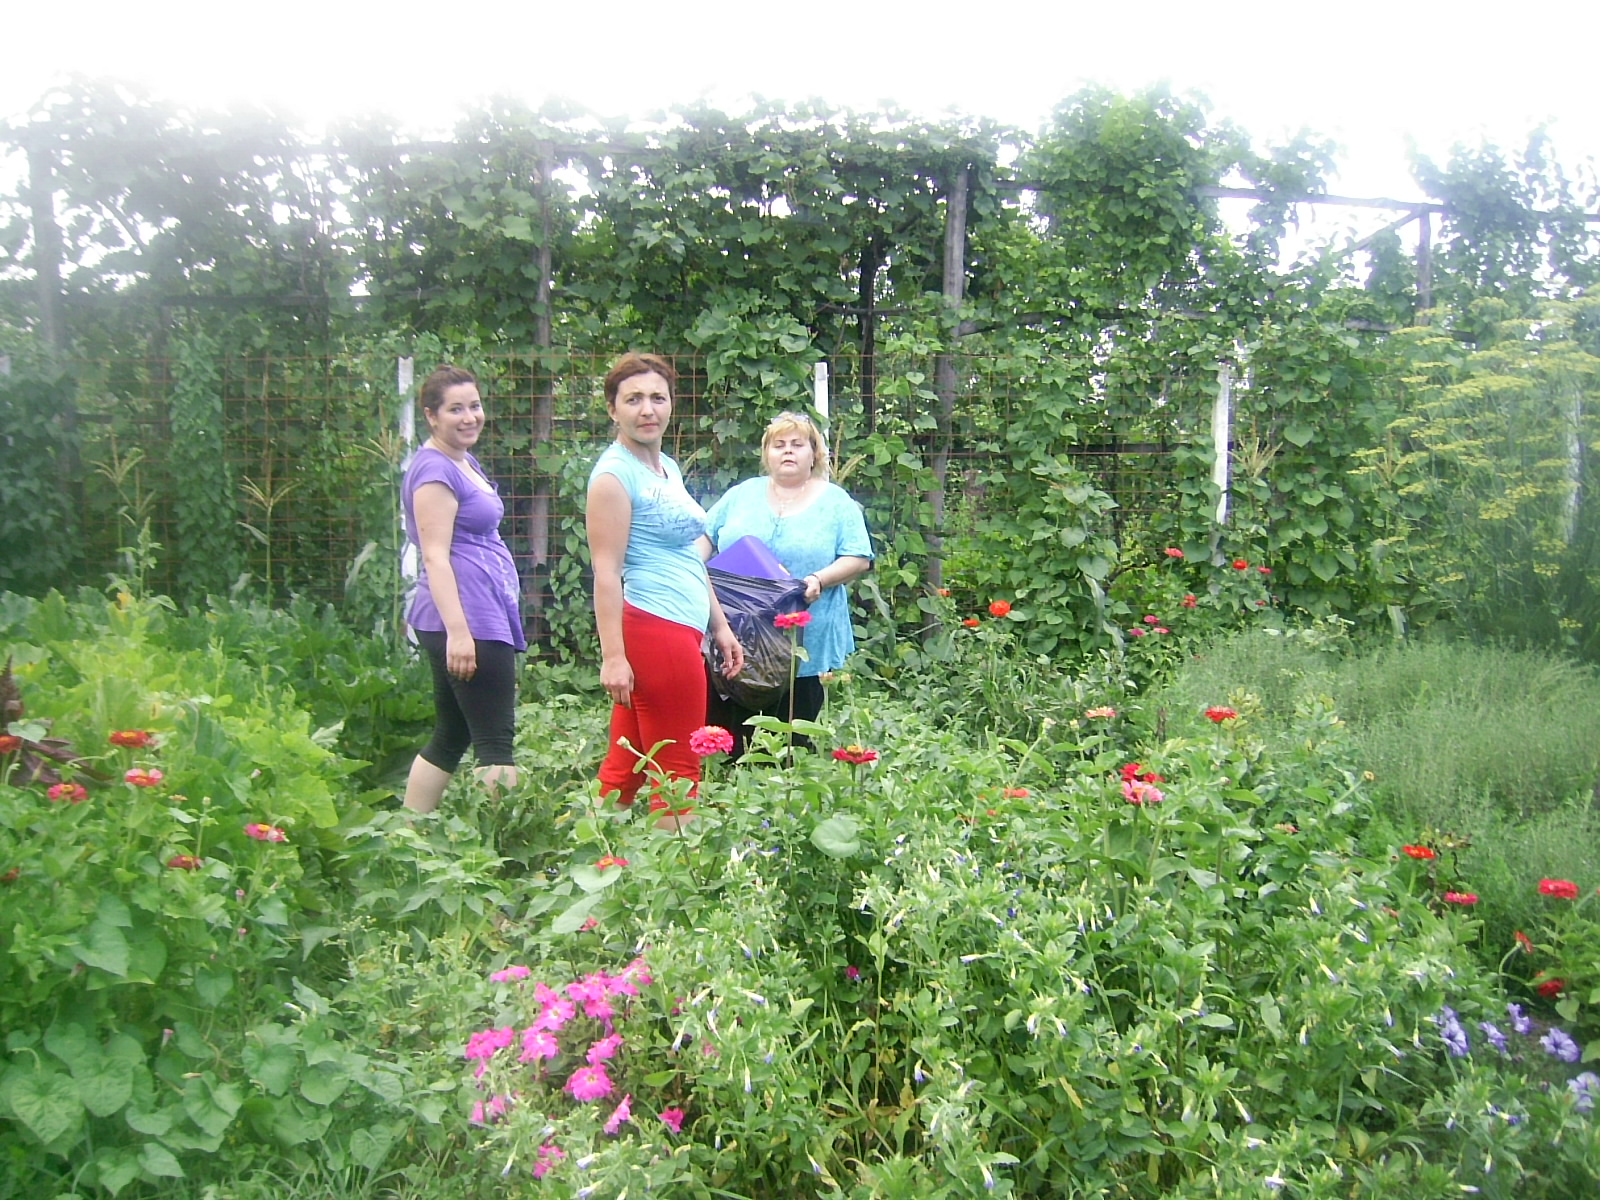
603, 353, 677, 407
419, 365, 478, 414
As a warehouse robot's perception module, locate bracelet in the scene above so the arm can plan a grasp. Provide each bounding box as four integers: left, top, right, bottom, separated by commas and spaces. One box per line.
806, 573, 821, 588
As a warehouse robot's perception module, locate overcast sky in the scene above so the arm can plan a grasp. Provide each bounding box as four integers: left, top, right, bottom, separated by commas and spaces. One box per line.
6, 0, 1598, 237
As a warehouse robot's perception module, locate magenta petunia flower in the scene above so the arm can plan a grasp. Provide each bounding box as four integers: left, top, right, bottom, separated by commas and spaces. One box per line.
565, 1064, 614, 1102
659, 1107, 686, 1134
603, 1093, 633, 1135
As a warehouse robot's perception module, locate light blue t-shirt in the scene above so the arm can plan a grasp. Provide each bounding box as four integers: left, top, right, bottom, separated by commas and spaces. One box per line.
588, 443, 710, 632
704, 478, 874, 675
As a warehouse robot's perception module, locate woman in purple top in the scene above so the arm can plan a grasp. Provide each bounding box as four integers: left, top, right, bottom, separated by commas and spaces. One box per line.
401, 365, 526, 813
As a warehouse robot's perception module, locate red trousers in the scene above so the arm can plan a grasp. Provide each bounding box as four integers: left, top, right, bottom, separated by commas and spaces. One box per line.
598, 604, 707, 805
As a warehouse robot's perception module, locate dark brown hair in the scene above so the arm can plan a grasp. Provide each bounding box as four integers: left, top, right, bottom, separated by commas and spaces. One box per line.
419, 365, 477, 414
603, 353, 676, 408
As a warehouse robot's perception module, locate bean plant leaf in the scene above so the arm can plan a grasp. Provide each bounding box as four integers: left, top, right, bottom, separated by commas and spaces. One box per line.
552, 892, 602, 934
349, 1124, 396, 1170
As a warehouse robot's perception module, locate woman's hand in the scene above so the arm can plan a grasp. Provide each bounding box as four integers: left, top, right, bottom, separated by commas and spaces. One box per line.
712, 625, 745, 679
803, 573, 822, 603
445, 630, 477, 680
600, 655, 636, 708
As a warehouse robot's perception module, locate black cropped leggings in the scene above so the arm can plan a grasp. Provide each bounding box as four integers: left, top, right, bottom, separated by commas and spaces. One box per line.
414, 630, 519, 771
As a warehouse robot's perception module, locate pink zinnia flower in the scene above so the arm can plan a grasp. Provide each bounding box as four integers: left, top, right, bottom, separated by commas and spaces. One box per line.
1538, 878, 1579, 900
490, 964, 531, 983
1163, 547, 1184, 559
658, 1107, 686, 1134
688, 725, 735, 756
1122, 779, 1165, 806
109, 730, 154, 748
603, 1093, 633, 1135
48, 782, 88, 804
244, 822, 287, 842
565, 1064, 614, 1102
124, 767, 164, 788
1443, 892, 1478, 905
774, 610, 811, 629
166, 854, 203, 870
1084, 706, 1116, 719
1182, 593, 1197, 608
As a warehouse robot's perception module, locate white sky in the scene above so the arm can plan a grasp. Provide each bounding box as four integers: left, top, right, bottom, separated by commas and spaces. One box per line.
6, 0, 1598, 238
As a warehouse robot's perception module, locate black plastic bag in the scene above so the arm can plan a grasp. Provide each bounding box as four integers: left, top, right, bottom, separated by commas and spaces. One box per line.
704, 567, 807, 709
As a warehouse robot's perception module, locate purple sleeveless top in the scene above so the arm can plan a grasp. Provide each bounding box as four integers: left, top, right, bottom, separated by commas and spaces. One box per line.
402, 447, 526, 651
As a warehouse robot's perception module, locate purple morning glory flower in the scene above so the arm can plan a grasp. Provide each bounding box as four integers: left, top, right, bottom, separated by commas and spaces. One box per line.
1541, 1028, 1581, 1063
1507, 1002, 1534, 1035
1569, 1072, 1598, 1114
1479, 1021, 1508, 1055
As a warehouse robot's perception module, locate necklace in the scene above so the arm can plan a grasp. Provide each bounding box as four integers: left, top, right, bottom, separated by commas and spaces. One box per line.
769, 479, 811, 516
622, 441, 667, 478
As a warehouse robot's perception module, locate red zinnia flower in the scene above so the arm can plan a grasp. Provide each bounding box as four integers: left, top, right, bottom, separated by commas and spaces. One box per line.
1443, 891, 1478, 905
109, 730, 154, 748
166, 854, 203, 871
1119, 763, 1164, 784
0, 735, 21, 754
832, 745, 879, 765
688, 725, 735, 757
961, 617, 980, 628
47, 782, 88, 804
1536, 977, 1567, 999
1204, 706, 1238, 723
1401, 845, 1437, 861
1538, 878, 1579, 900
1181, 594, 1197, 608
1002, 787, 1030, 798
936, 587, 951, 597
989, 600, 1012, 618
1232, 559, 1249, 570
773, 610, 811, 630
1163, 547, 1184, 559
1258, 566, 1272, 575
1514, 930, 1535, 954
595, 855, 629, 870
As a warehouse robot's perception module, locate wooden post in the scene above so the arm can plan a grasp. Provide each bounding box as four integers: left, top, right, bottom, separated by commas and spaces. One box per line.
525, 142, 557, 643
927, 166, 970, 599
1210, 361, 1233, 559
1416, 211, 1433, 321
24, 143, 65, 355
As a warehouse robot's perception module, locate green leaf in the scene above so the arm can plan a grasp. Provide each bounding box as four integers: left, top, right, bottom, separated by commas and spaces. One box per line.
811, 815, 862, 858
76, 1053, 135, 1118
299, 1061, 351, 1107
570, 864, 625, 894
5, 1068, 84, 1144
552, 892, 602, 934
94, 1147, 142, 1196
1283, 422, 1316, 447
72, 918, 131, 977
349, 1125, 396, 1171
243, 1042, 298, 1097
138, 1142, 185, 1178
194, 965, 234, 1007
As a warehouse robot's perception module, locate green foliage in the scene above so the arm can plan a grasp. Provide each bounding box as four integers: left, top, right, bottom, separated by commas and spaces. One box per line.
0, 372, 80, 594
166, 329, 243, 603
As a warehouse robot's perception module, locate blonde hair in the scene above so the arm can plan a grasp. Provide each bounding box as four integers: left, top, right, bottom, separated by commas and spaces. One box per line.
760, 412, 829, 480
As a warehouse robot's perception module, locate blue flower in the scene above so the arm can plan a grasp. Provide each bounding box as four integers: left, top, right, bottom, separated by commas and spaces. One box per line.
1569, 1072, 1598, 1114
1541, 1027, 1581, 1063
1507, 1002, 1533, 1035
1479, 1021, 1508, 1055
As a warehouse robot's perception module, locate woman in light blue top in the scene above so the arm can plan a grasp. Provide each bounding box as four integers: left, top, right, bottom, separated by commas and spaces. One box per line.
700, 411, 873, 752
587, 353, 744, 805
